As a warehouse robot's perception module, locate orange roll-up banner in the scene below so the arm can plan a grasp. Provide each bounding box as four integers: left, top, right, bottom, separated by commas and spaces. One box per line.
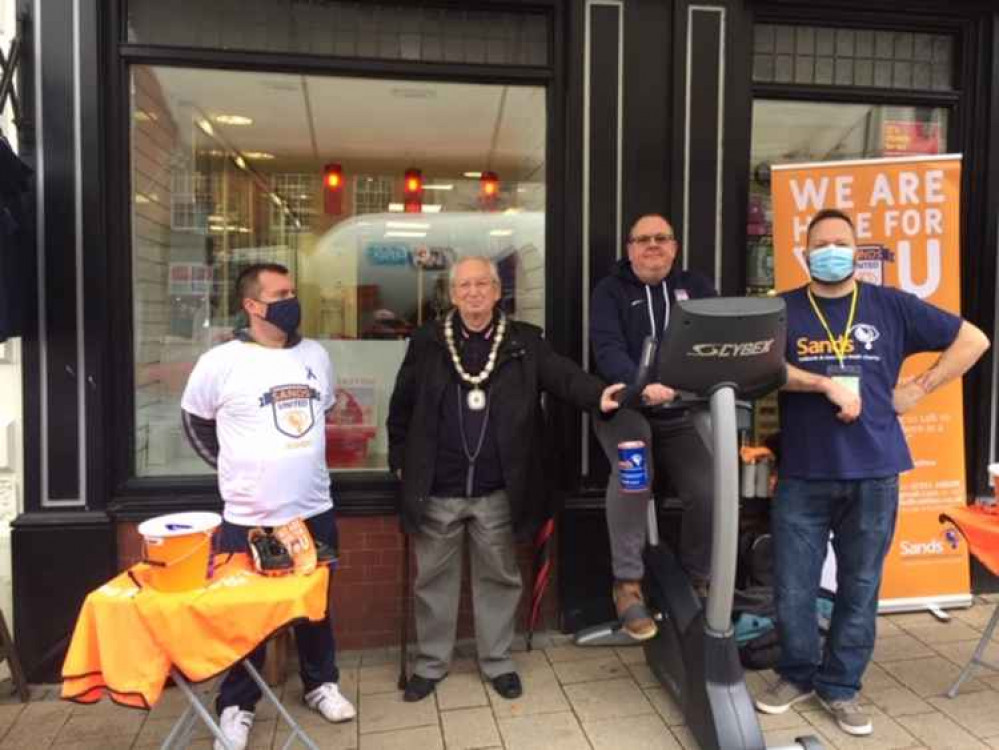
772, 155, 971, 612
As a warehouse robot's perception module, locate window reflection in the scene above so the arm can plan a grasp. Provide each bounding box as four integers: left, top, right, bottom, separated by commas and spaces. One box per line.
131, 66, 546, 475
745, 99, 947, 444
746, 101, 947, 296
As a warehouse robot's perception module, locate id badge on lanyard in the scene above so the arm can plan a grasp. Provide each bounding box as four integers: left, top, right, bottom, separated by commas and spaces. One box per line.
808, 284, 860, 395
826, 364, 861, 397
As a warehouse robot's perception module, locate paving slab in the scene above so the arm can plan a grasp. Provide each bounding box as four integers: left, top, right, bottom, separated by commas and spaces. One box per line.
496, 710, 590, 750
895, 711, 990, 750
583, 712, 681, 750
440, 706, 500, 749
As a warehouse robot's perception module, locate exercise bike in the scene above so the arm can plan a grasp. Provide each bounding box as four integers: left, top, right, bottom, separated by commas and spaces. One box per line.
575, 296, 822, 750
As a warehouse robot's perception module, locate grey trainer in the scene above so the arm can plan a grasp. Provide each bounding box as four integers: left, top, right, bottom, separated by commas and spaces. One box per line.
754, 679, 815, 714
819, 696, 872, 736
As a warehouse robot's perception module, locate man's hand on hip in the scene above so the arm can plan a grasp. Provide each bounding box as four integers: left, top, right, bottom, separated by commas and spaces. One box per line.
641, 383, 676, 407
892, 376, 926, 415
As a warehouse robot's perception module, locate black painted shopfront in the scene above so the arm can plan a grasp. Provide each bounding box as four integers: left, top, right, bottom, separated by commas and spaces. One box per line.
11, 0, 999, 680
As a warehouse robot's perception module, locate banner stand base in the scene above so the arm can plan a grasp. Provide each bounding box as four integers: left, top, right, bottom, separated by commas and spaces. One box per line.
878, 594, 973, 617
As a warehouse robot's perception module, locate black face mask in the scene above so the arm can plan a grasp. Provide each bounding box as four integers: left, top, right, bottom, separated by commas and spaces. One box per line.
260, 297, 301, 336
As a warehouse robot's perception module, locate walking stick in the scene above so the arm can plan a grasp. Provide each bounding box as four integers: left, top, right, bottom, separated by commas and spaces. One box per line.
397, 529, 411, 690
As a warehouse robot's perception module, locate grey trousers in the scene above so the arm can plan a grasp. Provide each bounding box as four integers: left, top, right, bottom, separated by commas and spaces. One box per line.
594, 408, 714, 582
412, 491, 522, 680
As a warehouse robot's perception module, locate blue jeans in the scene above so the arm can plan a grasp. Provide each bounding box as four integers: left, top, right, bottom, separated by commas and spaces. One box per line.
217, 507, 340, 713
773, 476, 899, 702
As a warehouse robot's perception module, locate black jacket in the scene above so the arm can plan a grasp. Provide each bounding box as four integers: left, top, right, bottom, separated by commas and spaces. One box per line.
387, 318, 606, 538
589, 259, 716, 384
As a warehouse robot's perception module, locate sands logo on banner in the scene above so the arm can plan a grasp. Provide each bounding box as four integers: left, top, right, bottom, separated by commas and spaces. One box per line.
771, 154, 970, 613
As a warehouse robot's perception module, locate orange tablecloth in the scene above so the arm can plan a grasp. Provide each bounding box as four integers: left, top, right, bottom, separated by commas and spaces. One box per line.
940, 506, 999, 576
61, 554, 329, 709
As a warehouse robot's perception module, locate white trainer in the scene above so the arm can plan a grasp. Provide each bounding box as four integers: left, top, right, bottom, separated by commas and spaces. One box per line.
304, 682, 357, 723
214, 706, 254, 750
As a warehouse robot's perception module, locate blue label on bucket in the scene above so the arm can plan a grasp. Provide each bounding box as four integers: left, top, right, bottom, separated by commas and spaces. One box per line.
618, 441, 648, 493
165, 523, 194, 531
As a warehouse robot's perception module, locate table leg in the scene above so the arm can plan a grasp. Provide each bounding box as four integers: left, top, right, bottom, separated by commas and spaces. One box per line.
159, 703, 196, 749
947, 603, 999, 698
243, 661, 320, 750
166, 670, 236, 750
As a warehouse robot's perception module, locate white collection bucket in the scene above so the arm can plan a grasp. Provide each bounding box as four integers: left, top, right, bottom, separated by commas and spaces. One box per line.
137, 512, 222, 592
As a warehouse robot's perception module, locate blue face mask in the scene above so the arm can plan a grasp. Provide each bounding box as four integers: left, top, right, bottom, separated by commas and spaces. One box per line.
808, 244, 855, 283
261, 297, 301, 336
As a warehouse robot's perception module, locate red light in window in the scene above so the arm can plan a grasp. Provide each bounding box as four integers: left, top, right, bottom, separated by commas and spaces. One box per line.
404, 168, 423, 213
480, 171, 499, 210
323, 163, 344, 215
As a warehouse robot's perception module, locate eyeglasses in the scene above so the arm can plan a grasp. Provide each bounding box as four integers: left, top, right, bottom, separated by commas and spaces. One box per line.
453, 279, 496, 294
628, 233, 676, 246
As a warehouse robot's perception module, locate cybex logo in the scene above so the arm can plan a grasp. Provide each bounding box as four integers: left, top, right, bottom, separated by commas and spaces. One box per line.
689, 340, 775, 358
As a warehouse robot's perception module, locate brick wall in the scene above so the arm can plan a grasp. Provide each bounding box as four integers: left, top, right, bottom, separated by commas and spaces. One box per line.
117, 514, 560, 650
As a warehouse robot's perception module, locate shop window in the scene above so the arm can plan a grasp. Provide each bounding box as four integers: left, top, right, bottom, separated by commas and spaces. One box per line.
745, 100, 948, 439
126, 1, 549, 68
754, 25, 954, 91
130, 65, 546, 476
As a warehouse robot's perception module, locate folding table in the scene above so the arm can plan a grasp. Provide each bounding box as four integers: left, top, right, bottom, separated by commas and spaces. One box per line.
939, 505, 999, 698
61, 554, 329, 749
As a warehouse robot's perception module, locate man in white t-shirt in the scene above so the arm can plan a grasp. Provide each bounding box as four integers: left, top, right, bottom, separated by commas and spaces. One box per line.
181, 263, 356, 750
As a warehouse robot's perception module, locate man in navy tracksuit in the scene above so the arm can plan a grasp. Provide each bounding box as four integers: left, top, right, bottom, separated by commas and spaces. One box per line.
590, 213, 716, 640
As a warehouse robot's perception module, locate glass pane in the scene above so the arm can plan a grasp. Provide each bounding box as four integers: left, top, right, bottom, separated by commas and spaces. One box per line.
835, 29, 855, 58
753, 54, 775, 82
855, 59, 874, 87
835, 59, 854, 86
775, 26, 795, 54
795, 27, 815, 55
131, 66, 547, 476
856, 30, 874, 58
127, 0, 550, 68
816, 28, 835, 57
754, 24, 775, 53
775, 55, 794, 83
894, 32, 914, 60
815, 57, 834, 85
794, 56, 814, 84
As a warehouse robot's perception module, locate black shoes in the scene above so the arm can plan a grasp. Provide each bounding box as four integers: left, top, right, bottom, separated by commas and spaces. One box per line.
404, 672, 522, 701
247, 528, 294, 576
491, 672, 522, 700
403, 674, 443, 702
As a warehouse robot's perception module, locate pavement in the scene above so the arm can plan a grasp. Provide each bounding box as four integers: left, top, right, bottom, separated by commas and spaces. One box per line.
2, 595, 999, 750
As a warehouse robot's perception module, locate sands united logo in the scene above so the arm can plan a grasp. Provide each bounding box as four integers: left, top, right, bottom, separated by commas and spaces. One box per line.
259, 384, 322, 438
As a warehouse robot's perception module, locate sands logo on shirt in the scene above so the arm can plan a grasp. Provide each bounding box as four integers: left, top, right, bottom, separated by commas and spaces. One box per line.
795, 336, 856, 358
259, 384, 322, 439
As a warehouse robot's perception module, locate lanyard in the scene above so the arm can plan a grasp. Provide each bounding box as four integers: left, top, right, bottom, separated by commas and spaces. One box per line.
644, 281, 670, 340
807, 283, 858, 368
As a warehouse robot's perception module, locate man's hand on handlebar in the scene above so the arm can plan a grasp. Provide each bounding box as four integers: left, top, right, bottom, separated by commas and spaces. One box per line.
641, 383, 676, 407
600, 384, 627, 413
824, 379, 861, 423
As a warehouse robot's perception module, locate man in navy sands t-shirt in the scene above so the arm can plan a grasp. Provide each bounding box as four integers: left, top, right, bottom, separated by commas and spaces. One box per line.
754, 208, 989, 738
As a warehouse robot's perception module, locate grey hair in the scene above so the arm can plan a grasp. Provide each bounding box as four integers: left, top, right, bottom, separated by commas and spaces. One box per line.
449, 255, 500, 287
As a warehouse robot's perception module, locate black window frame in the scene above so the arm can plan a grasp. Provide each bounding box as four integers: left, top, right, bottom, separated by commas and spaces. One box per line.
101, 0, 570, 520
